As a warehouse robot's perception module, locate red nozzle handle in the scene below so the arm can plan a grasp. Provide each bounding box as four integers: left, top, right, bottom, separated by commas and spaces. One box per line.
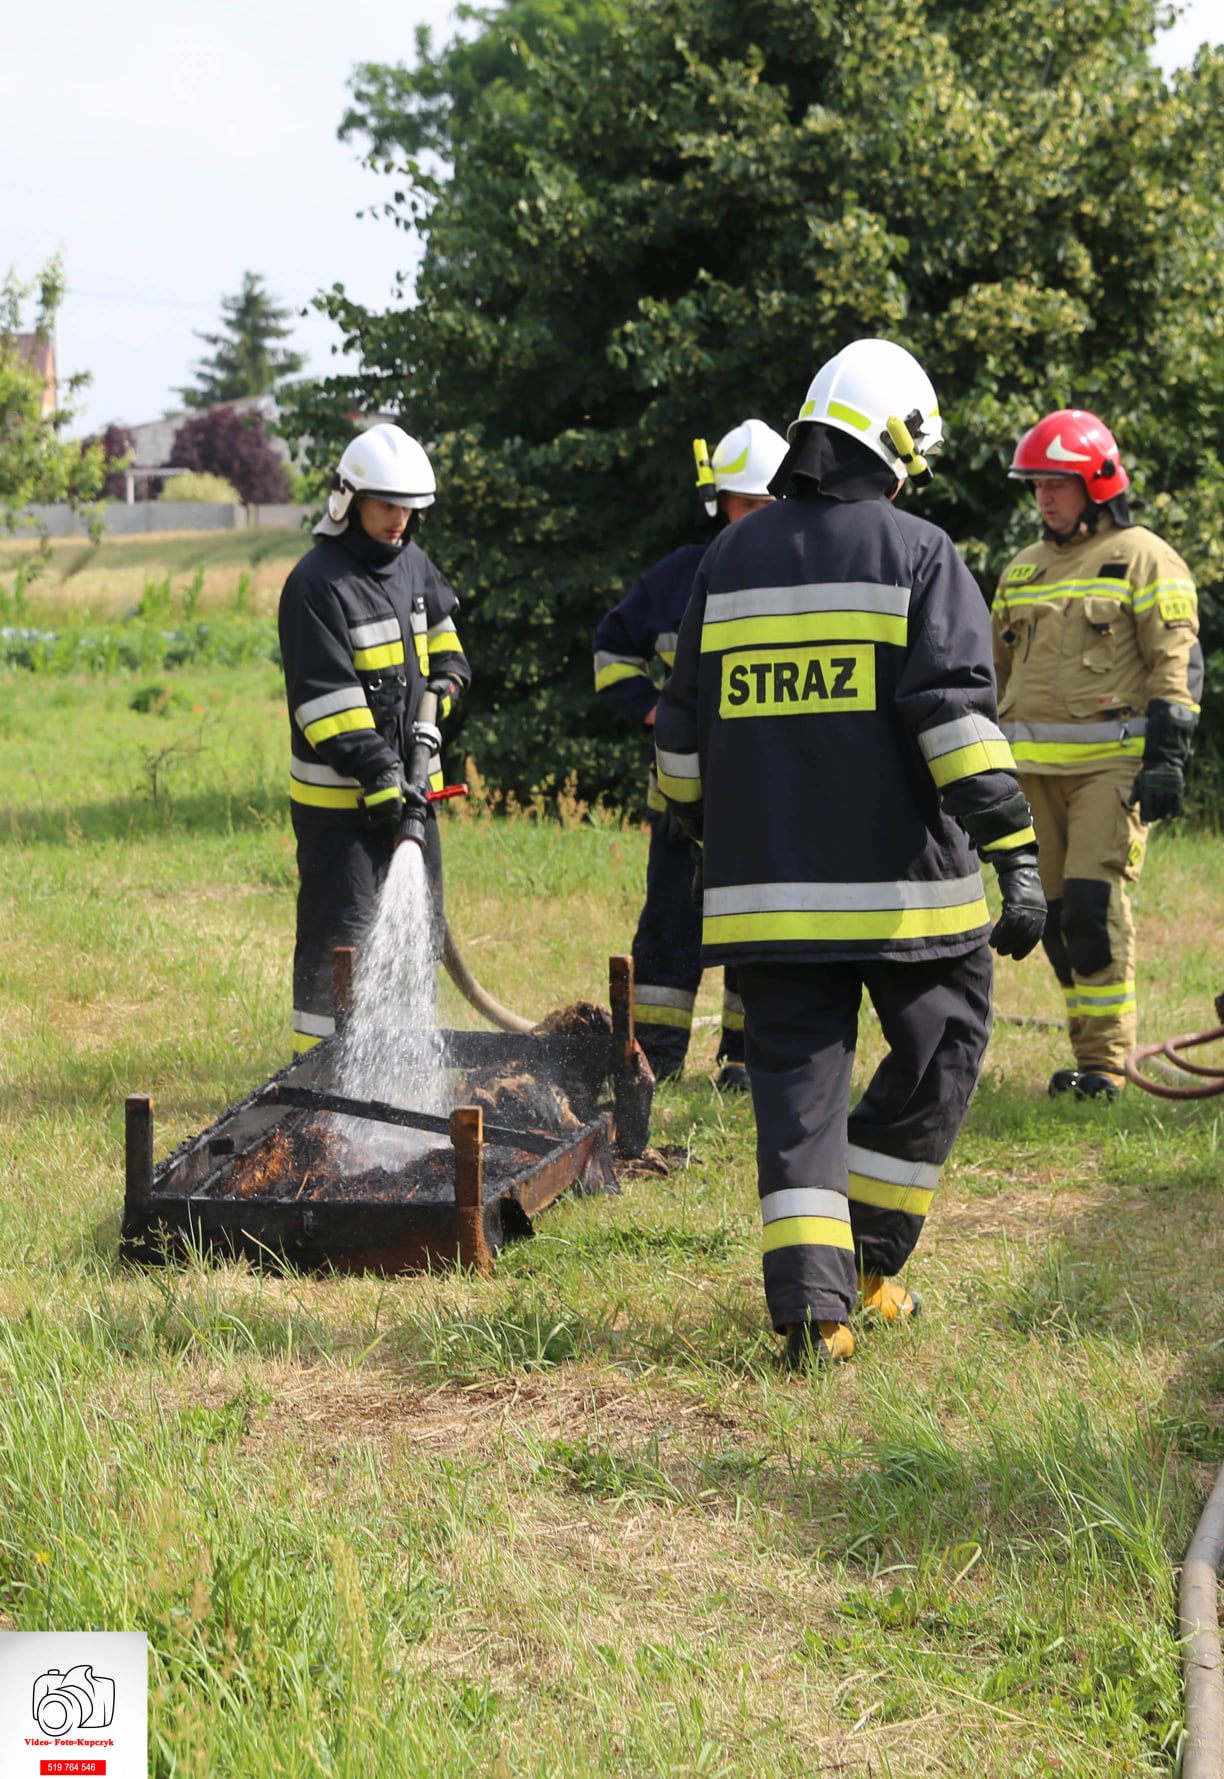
426, 783, 470, 803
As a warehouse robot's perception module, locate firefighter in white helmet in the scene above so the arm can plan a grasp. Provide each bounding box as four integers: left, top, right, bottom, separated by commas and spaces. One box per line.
994, 409, 1202, 1100
592, 419, 789, 1085
656, 340, 1044, 1366
277, 423, 471, 1054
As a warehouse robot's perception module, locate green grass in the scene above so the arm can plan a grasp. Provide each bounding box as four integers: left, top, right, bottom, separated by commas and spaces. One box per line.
3, 644, 1224, 1773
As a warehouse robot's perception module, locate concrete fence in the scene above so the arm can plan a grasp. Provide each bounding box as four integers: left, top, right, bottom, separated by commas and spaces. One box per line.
18, 502, 314, 538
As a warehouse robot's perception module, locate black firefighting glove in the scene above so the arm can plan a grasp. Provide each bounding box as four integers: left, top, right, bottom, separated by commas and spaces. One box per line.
427, 674, 459, 708
655, 804, 686, 844
1129, 698, 1197, 823
989, 848, 1046, 961
357, 768, 406, 829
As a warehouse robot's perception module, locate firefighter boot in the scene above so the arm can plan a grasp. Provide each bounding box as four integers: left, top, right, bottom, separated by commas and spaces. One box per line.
858, 1273, 921, 1323
1075, 1070, 1124, 1102
1048, 1069, 1081, 1097
783, 1321, 855, 1370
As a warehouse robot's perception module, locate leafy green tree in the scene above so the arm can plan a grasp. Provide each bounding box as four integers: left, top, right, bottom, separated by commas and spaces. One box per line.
178, 273, 306, 411
283, 0, 1224, 806
0, 258, 106, 537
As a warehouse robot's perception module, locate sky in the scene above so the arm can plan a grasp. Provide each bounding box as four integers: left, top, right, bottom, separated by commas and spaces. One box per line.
5, 0, 1223, 437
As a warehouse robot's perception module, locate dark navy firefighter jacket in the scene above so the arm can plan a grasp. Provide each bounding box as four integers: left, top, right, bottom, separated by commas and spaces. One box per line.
654, 492, 1031, 964
279, 534, 471, 820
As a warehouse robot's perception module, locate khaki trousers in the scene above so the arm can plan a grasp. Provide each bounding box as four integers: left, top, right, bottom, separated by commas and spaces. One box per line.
1021, 763, 1147, 1074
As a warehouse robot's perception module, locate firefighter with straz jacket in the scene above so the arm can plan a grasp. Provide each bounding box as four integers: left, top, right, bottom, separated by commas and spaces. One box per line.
592, 420, 788, 1086
278, 424, 471, 1054
656, 340, 1045, 1368
993, 411, 1201, 1101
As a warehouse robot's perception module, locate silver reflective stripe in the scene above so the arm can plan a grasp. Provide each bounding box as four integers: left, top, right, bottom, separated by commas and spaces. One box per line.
655, 748, 701, 780
655, 631, 679, 656
704, 582, 911, 625
634, 985, 696, 1010
723, 990, 745, 1016
918, 713, 1008, 760
1002, 718, 1147, 744
427, 617, 459, 639
293, 1010, 335, 1037
704, 874, 984, 917
295, 686, 367, 729
349, 616, 400, 650
594, 649, 648, 672
290, 759, 362, 788
760, 1188, 851, 1226
846, 1144, 941, 1190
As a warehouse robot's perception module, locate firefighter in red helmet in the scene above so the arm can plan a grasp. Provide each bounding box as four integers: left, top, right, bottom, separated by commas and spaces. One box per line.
992, 409, 1202, 1099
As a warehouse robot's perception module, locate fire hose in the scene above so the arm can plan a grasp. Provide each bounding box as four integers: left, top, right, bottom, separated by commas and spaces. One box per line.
1125, 1014, 1224, 1768
396, 686, 536, 1035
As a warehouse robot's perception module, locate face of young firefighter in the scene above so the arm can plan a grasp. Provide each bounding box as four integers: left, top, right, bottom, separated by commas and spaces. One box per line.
357, 495, 413, 544
1032, 474, 1090, 540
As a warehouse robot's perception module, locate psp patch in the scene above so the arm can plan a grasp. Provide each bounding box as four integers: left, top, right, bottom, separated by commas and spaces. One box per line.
720, 644, 876, 718
1157, 591, 1195, 623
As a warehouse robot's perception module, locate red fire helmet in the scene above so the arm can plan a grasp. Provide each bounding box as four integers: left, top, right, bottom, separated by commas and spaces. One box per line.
1009, 409, 1130, 503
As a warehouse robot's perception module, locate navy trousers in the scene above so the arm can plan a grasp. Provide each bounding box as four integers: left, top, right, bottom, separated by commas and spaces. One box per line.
631, 810, 743, 1077
739, 946, 993, 1329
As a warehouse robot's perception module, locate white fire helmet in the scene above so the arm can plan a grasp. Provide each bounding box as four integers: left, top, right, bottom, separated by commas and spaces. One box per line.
693, 418, 790, 516
315, 423, 437, 535
789, 339, 944, 485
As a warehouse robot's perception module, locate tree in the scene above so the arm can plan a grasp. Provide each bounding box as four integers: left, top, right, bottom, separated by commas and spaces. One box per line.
281, 0, 1224, 807
82, 424, 136, 500
171, 408, 289, 504
178, 272, 306, 411
0, 258, 106, 535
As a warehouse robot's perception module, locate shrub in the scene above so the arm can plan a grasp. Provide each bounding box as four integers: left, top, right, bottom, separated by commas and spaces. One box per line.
160, 471, 241, 504
171, 408, 289, 505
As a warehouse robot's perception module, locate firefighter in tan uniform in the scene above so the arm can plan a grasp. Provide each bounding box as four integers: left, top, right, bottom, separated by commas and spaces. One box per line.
994, 409, 1202, 1100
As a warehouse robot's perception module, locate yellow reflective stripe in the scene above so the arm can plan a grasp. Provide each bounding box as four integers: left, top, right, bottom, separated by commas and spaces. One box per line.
1075, 980, 1136, 1016
289, 780, 363, 809
927, 739, 1016, 786
656, 767, 702, 803
414, 633, 429, 673
705, 899, 989, 946
646, 779, 667, 812
439, 694, 453, 721
303, 707, 376, 746
362, 783, 400, 807
982, 826, 1037, 853
353, 641, 406, 671
633, 1002, 692, 1029
595, 661, 651, 692
1012, 738, 1143, 765
826, 400, 871, 433
763, 1216, 856, 1254
429, 769, 444, 791
1000, 578, 1136, 608
1132, 577, 1196, 615
658, 650, 676, 667
847, 1173, 934, 1216
701, 612, 905, 652
293, 1031, 323, 1053
722, 1010, 745, 1032
714, 443, 750, 475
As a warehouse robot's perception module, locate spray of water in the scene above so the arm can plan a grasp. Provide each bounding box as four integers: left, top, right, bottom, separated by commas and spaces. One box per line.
334, 842, 448, 1169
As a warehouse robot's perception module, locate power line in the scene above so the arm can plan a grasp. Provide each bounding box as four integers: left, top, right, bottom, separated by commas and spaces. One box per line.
66, 287, 220, 313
